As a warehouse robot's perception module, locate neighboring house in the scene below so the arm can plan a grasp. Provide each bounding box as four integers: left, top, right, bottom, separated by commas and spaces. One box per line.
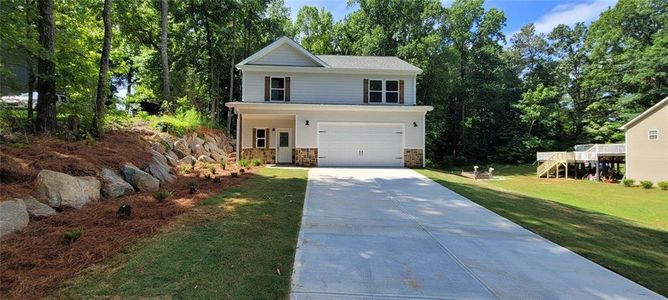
620, 96, 668, 184
226, 37, 433, 167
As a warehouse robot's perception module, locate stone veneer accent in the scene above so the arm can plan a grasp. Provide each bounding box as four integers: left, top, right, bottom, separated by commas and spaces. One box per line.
404, 148, 424, 168
241, 148, 276, 164
295, 148, 318, 167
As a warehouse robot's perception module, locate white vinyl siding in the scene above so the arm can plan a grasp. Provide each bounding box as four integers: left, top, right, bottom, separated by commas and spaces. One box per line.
243, 71, 415, 105
249, 43, 321, 67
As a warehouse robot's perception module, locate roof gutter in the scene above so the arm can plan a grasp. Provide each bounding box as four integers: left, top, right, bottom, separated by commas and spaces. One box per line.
225, 101, 433, 113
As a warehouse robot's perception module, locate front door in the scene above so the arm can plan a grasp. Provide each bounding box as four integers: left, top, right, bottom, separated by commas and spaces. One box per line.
277, 130, 292, 164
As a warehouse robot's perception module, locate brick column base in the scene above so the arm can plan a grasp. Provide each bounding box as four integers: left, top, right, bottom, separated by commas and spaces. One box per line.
295, 148, 318, 167
404, 149, 424, 168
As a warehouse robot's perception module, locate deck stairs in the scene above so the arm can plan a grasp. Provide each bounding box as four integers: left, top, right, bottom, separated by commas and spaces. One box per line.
536, 152, 573, 178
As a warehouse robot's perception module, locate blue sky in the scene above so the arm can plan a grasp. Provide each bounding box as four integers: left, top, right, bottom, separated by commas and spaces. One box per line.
283, 0, 618, 37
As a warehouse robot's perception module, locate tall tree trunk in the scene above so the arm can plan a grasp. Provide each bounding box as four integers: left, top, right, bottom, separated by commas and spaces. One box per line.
126, 59, 133, 112
35, 0, 57, 133
160, 0, 171, 105
92, 0, 113, 138
26, 0, 34, 121
204, 12, 217, 121
227, 46, 235, 134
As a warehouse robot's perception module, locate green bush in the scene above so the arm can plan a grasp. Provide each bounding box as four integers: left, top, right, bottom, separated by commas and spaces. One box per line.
147, 109, 215, 137
251, 158, 263, 166
62, 229, 82, 244
153, 190, 173, 202
238, 159, 250, 168
622, 179, 635, 187
219, 158, 227, 169
657, 181, 668, 190
187, 181, 198, 194
640, 180, 653, 189
231, 172, 239, 178
180, 164, 193, 174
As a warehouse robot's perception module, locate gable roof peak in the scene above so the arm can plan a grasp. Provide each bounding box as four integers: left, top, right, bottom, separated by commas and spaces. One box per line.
236, 36, 328, 67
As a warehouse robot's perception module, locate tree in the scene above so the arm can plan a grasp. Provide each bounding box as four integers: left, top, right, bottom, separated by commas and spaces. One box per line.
92, 0, 113, 137
35, 0, 57, 133
160, 0, 171, 105
26, 0, 35, 121
294, 6, 334, 54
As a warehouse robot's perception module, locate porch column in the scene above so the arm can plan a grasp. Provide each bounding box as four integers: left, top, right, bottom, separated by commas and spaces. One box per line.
236, 112, 241, 163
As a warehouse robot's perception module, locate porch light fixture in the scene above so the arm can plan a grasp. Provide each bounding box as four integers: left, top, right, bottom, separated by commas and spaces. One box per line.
305, 120, 310, 126
413, 122, 418, 127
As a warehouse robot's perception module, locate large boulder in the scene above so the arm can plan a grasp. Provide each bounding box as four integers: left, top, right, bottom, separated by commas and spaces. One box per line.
122, 163, 159, 192
223, 143, 234, 153
22, 196, 56, 217
0, 199, 29, 237
197, 155, 216, 163
164, 150, 180, 167
151, 142, 166, 154
173, 139, 190, 158
210, 149, 227, 163
178, 155, 196, 166
158, 134, 173, 151
35, 170, 101, 209
146, 150, 176, 184
100, 168, 135, 198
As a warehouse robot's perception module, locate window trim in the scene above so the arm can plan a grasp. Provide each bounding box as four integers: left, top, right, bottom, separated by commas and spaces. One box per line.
648, 129, 659, 140
385, 80, 399, 104
255, 128, 266, 148
270, 76, 285, 102
367, 79, 400, 104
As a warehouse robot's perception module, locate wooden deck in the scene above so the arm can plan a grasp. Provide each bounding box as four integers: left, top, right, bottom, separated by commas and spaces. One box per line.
536, 144, 625, 178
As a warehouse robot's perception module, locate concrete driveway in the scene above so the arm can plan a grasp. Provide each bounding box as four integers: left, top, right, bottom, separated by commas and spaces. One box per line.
290, 168, 662, 300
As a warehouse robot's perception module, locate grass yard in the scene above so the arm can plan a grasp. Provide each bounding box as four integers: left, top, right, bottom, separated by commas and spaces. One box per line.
418, 166, 668, 297
57, 168, 308, 299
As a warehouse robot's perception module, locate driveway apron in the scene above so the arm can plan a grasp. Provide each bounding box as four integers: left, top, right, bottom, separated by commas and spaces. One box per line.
290, 168, 662, 300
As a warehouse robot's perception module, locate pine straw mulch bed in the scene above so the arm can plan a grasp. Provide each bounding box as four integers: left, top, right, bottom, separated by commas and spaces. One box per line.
0, 128, 254, 299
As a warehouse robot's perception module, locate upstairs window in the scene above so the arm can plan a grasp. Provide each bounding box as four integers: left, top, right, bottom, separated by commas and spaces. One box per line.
256, 128, 266, 148
385, 80, 399, 103
369, 80, 383, 103
271, 77, 285, 101
648, 129, 659, 140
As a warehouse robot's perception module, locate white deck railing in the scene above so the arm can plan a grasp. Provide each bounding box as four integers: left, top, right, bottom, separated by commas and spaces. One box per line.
536, 144, 625, 162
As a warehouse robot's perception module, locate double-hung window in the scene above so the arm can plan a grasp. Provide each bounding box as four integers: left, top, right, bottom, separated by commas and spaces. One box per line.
270, 77, 285, 101
256, 128, 266, 148
369, 80, 383, 103
368, 79, 399, 104
648, 129, 659, 140
385, 80, 399, 103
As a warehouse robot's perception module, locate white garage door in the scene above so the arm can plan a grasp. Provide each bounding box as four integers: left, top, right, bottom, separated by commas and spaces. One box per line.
318, 123, 404, 167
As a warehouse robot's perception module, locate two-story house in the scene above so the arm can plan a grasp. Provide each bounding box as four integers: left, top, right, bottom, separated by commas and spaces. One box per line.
226, 37, 433, 167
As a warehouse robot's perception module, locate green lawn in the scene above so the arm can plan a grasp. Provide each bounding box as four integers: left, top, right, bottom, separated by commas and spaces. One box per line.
57, 168, 308, 299
418, 166, 668, 296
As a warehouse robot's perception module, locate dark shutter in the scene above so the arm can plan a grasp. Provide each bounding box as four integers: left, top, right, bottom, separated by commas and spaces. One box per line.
399, 80, 405, 104
285, 77, 291, 102
252, 128, 257, 148
363, 79, 369, 103
264, 76, 270, 101
265, 128, 269, 149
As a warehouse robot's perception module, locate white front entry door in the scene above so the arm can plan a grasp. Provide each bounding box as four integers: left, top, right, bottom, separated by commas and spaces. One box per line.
318, 123, 404, 167
277, 130, 292, 163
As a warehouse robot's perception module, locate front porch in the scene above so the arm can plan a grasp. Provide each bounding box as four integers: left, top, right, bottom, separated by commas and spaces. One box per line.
238, 113, 300, 165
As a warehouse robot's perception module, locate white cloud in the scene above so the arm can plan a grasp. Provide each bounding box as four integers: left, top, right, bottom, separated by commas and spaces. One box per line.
532, 0, 617, 34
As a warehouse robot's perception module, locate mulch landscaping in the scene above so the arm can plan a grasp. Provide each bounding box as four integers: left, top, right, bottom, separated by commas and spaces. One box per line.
0, 129, 254, 299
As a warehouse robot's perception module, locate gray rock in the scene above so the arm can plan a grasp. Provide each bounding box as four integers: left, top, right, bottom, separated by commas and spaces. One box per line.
0, 199, 29, 237
223, 143, 234, 153
197, 155, 216, 163
122, 163, 160, 192
173, 139, 190, 158
158, 134, 173, 150
178, 155, 197, 166
100, 168, 135, 198
164, 150, 180, 167
22, 196, 56, 217
151, 142, 166, 154
147, 150, 176, 185
35, 170, 101, 209
210, 149, 227, 163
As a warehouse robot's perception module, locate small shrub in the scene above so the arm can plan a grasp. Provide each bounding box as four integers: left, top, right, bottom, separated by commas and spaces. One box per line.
116, 204, 132, 219
640, 180, 653, 189
622, 179, 635, 187
213, 177, 221, 183
204, 174, 212, 180
238, 159, 250, 168
180, 164, 193, 174
62, 229, 82, 244
231, 172, 239, 178
658, 181, 668, 190
239, 168, 245, 174
251, 158, 263, 166
207, 164, 216, 174
219, 158, 227, 170
187, 181, 198, 194
154, 190, 173, 202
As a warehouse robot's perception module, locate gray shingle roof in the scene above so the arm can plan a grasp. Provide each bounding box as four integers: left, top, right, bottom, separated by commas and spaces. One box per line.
316, 55, 422, 72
